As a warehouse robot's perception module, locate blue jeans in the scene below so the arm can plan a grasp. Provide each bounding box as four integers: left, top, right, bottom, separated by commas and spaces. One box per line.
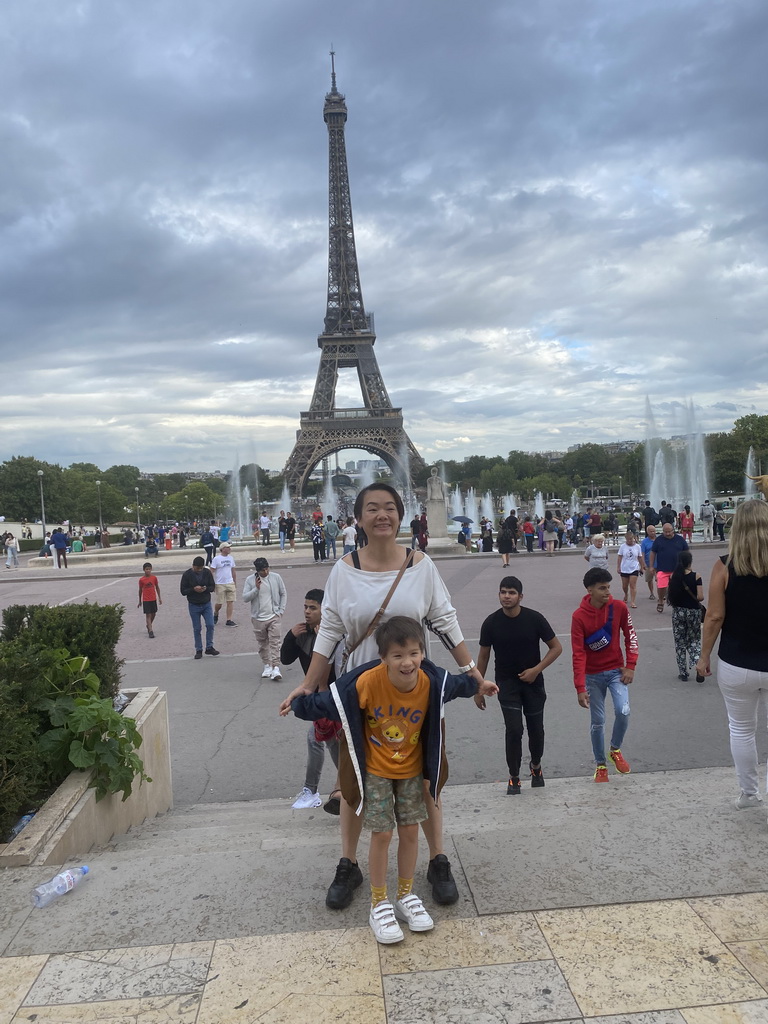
586, 669, 630, 765
279, 530, 286, 551
188, 602, 214, 651
325, 536, 337, 558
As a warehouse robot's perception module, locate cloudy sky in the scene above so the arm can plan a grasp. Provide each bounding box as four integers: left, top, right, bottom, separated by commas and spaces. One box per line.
2, 0, 767, 475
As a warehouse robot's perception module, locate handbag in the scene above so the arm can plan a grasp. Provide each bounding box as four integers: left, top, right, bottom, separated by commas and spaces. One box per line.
340, 548, 415, 670
584, 604, 614, 652
683, 579, 706, 622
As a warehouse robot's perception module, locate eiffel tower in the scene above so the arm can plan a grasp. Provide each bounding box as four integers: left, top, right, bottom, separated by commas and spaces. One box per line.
283, 55, 426, 499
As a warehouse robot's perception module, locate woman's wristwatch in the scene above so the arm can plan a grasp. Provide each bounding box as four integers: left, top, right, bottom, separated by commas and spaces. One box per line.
458, 659, 476, 673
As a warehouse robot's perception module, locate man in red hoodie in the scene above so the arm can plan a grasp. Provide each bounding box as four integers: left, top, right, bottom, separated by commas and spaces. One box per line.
571, 567, 639, 783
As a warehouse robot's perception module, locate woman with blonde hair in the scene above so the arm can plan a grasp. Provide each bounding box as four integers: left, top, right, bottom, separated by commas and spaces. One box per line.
697, 500, 768, 811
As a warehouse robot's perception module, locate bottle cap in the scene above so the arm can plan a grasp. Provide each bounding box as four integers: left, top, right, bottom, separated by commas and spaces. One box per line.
81, 866, 90, 874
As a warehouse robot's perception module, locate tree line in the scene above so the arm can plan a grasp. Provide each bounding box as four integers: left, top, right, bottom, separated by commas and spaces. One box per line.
1, 415, 765, 524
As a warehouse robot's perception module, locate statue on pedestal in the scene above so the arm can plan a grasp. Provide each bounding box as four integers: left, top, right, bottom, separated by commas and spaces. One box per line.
426, 467, 445, 503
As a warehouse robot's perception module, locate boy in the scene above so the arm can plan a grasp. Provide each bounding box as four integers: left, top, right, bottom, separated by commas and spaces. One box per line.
289, 615, 498, 944
475, 576, 562, 794
280, 588, 341, 812
137, 562, 162, 638
571, 567, 638, 782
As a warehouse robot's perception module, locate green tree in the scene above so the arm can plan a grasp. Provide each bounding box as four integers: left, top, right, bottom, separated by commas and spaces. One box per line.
0, 457, 66, 521
102, 465, 141, 497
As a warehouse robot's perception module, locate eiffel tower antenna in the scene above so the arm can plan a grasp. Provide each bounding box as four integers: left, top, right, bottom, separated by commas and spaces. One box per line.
283, 60, 425, 499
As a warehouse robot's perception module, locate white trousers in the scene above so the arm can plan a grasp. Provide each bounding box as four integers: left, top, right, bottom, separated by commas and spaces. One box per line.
717, 658, 768, 796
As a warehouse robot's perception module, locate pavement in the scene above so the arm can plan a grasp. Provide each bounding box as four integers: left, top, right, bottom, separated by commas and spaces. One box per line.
2, 540, 767, 1023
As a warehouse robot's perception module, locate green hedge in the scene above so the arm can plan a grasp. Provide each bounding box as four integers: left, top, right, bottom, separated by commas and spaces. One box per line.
1, 603, 124, 699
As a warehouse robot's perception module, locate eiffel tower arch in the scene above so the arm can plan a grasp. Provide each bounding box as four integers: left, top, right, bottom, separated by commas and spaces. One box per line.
283, 56, 426, 499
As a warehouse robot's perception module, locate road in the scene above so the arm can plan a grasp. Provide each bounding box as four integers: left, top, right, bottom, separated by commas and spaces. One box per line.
1, 543, 753, 807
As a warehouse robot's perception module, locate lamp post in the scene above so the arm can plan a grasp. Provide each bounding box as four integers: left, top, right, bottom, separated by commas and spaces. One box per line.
618, 476, 623, 503
95, 480, 103, 533
184, 493, 189, 524
134, 487, 140, 534
162, 492, 167, 526
37, 470, 46, 537
590, 479, 594, 501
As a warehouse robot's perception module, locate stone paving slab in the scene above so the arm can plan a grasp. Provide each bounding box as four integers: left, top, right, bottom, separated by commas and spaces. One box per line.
1, 895, 767, 1023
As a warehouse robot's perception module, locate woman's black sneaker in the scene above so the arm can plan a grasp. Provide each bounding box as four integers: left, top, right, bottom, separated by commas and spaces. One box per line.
507, 778, 521, 795
530, 764, 545, 788
326, 857, 363, 910
427, 854, 459, 904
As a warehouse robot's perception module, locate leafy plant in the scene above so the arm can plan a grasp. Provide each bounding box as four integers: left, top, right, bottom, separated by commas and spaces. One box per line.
35, 652, 151, 802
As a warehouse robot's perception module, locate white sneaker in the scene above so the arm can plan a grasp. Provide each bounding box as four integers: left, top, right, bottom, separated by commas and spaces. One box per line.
736, 792, 763, 809
270, 666, 282, 680
261, 666, 272, 678
292, 787, 322, 809
369, 901, 404, 944
394, 892, 434, 932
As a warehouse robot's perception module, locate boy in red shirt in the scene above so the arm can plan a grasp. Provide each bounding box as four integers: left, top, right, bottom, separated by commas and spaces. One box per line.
571, 567, 638, 782
137, 562, 162, 638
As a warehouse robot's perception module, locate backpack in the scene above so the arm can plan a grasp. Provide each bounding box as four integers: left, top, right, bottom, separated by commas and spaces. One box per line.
544, 518, 557, 533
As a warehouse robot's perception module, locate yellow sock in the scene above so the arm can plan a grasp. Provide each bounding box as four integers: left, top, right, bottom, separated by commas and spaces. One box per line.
370, 884, 388, 906
396, 877, 413, 900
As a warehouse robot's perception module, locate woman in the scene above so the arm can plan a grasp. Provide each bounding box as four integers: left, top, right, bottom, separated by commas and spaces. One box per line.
583, 533, 609, 570
696, 500, 768, 809
280, 483, 490, 912
497, 518, 514, 567
667, 551, 703, 681
541, 511, 561, 556
617, 532, 644, 608
418, 512, 429, 552
4, 533, 19, 569
678, 505, 695, 544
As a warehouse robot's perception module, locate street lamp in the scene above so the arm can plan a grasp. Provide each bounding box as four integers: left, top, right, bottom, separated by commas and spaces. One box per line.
184, 493, 189, 523
95, 480, 103, 533
134, 487, 140, 533
590, 479, 594, 501
618, 476, 623, 503
37, 470, 46, 536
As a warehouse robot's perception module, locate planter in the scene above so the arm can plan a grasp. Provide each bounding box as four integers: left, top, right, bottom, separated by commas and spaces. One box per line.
0, 687, 172, 867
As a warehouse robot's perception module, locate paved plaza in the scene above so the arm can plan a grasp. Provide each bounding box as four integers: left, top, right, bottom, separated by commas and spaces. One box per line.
1, 542, 767, 1022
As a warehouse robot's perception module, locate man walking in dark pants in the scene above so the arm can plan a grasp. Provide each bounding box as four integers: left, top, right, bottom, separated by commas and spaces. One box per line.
180, 556, 219, 659
474, 576, 562, 794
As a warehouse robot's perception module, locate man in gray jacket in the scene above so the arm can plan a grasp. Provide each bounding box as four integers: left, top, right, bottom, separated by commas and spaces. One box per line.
242, 557, 287, 680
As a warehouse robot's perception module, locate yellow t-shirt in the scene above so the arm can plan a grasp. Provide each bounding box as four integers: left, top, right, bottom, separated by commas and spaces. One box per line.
356, 663, 430, 779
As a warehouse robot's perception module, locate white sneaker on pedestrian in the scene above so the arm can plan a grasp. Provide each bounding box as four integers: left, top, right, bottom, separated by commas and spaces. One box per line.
270, 666, 282, 680
394, 892, 434, 932
369, 901, 404, 944
261, 665, 272, 678
292, 787, 322, 809
735, 792, 763, 809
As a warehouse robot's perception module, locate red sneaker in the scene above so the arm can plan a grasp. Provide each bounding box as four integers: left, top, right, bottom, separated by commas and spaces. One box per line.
610, 749, 631, 774
593, 765, 609, 783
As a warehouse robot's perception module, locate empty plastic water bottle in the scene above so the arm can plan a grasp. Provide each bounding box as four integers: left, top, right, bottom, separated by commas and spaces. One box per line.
31, 866, 89, 908
9, 813, 35, 839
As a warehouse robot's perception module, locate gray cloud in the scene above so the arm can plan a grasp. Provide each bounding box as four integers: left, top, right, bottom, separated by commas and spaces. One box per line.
1, 0, 767, 474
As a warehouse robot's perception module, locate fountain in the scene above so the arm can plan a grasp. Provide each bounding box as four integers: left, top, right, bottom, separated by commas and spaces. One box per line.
645, 398, 710, 513
227, 455, 257, 540
279, 482, 292, 518
745, 446, 758, 497
480, 491, 495, 524
450, 485, 463, 521
534, 492, 545, 519
464, 487, 477, 525
358, 463, 376, 489
570, 489, 580, 516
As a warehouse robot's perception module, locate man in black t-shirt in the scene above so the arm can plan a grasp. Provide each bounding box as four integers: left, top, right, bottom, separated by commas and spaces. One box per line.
475, 576, 562, 794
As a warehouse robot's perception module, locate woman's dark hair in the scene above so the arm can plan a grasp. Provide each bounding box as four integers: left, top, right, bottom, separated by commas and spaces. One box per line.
353, 483, 405, 522
544, 510, 553, 520
668, 550, 694, 606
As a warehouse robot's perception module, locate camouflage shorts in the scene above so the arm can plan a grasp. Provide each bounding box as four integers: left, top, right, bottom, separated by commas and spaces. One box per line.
363, 773, 427, 832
